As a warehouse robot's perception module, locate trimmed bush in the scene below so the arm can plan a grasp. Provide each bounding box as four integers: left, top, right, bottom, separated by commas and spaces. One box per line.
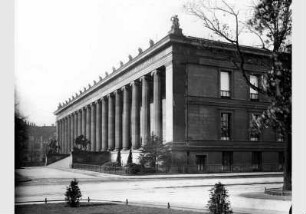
126, 163, 142, 175
102, 162, 121, 171
65, 178, 82, 207
207, 182, 233, 214
142, 167, 156, 174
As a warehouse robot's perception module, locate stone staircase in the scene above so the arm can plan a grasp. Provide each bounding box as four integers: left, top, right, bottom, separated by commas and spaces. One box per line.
47, 154, 72, 169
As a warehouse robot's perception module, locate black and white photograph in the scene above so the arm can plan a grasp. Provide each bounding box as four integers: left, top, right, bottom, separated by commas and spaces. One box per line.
2, 0, 305, 213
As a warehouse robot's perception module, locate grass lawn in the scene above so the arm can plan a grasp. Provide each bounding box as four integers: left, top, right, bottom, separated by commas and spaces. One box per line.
16, 203, 202, 214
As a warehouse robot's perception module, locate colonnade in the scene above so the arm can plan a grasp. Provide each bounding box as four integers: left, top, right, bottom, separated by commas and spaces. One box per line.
57, 69, 164, 154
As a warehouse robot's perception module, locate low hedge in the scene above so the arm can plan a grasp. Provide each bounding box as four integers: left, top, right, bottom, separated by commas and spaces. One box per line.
125, 163, 142, 175
102, 162, 121, 171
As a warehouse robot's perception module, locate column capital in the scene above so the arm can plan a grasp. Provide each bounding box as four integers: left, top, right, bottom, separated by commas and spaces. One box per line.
140, 75, 150, 82
130, 80, 140, 86
151, 70, 160, 76
107, 93, 114, 98
121, 85, 129, 91
114, 89, 121, 95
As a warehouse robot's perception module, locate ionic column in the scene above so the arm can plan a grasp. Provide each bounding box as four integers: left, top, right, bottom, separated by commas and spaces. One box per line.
86, 105, 91, 150
74, 112, 77, 141
65, 117, 68, 153
70, 114, 74, 152
61, 119, 64, 153
108, 94, 115, 150
59, 120, 63, 153
82, 107, 86, 136
66, 117, 69, 153
122, 85, 131, 150
115, 90, 122, 150
141, 75, 151, 146
152, 70, 162, 138
96, 99, 102, 152
62, 118, 65, 153
78, 109, 82, 136
90, 102, 96, 152
131, 81, 140, 149
101, 97, 108, 151
65, 116, 69, 154
56, 120, 59, 138
68, 116, 71, 153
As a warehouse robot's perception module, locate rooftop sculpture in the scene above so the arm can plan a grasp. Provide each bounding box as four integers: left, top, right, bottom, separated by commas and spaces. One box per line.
169, 15, 183, 35
128, 55, 133, 61
59, 16, 184, 110
149, 39, 154, 47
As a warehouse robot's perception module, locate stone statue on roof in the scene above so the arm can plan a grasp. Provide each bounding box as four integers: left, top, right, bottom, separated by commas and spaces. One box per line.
169, 15, 183, 36
149, 39, 154, 47
128, 55, 133, 61
171, 15, 180, 29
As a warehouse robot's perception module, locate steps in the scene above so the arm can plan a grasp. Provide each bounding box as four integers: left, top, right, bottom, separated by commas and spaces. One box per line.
47, 155, 72, 169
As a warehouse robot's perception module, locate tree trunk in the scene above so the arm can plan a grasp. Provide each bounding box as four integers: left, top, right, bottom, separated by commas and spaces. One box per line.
283, 131, 292, 191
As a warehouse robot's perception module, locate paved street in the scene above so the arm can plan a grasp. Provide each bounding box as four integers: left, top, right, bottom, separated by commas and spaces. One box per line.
16, 167, 291, 214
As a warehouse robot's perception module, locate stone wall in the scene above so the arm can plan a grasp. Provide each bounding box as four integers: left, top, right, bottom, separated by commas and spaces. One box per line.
72, 150, 110, 165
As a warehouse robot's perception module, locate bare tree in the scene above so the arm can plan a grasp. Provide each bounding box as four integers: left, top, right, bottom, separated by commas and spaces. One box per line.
184, 0, 292, 190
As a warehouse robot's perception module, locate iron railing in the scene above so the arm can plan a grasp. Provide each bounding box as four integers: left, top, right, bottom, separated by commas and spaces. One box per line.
184, 163, 283, 173
72, 163, 126, 175
72, 162, 283, 175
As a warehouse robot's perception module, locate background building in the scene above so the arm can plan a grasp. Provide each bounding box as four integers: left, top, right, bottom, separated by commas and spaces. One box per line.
54, 17, 284, 172
20, 123, 56, 166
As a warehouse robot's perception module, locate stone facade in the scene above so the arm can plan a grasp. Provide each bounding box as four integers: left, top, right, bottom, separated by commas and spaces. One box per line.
54, 17, 285, 172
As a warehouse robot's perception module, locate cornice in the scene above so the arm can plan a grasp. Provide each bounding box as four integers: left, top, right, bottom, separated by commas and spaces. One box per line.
54, 34, 173, 115
55, 34, 271, 116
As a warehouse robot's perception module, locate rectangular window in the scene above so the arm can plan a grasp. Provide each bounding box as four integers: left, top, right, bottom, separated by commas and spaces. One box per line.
250, 75, 259, 101
221, 113, 231, 140
250, 114, 260, 141
220, 71, 230, 98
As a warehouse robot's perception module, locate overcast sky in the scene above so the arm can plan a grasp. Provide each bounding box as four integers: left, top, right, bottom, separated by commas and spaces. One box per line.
15, 0, 256, 126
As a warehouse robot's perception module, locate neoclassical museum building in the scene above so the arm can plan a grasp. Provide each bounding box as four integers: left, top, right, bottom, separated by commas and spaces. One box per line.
54, 16, 285, 173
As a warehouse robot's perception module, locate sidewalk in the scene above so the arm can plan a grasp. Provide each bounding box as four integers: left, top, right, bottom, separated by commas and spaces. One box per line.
49, 166, 283, 180
17, 167, 290, 214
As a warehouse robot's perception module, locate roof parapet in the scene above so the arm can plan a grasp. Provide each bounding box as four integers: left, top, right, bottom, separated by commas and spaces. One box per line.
56, 15, 183, 112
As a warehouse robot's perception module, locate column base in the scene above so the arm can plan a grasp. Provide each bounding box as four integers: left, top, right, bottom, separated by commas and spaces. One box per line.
120, 150, 130, 166
131, 149, 142, 164
109, 149, 143, 165
109, 151, 118, 163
